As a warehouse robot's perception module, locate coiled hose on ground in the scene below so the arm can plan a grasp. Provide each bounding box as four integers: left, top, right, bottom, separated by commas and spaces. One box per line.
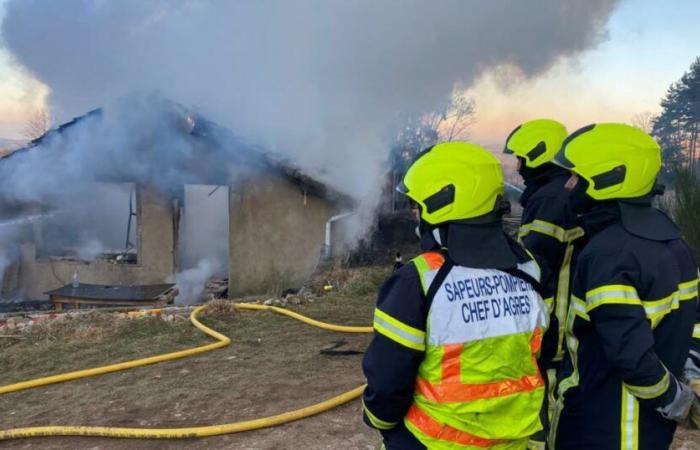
0, 302, 372, 440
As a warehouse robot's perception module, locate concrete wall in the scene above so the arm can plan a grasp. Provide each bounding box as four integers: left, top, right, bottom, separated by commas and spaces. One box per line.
19, 186, 177, 300
229, 174, 336, 295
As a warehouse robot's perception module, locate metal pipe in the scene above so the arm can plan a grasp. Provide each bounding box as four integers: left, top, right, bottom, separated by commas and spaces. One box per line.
323, 212, 353, 259
505, 182, 523, 195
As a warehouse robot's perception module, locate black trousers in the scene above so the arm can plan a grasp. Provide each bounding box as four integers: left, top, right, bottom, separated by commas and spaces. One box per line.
381, 422, 426, 450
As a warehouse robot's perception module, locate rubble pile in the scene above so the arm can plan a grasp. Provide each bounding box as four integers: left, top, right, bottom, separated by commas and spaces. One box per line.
0, 306, 193, 332
262, 288, 317, 307
204, 278, 228, 300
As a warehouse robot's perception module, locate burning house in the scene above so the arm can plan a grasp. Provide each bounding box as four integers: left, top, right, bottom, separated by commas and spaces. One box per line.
0, 94, 353, 306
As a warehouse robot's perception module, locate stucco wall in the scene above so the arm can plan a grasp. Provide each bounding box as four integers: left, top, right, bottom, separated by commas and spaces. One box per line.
229, 175, 336, 295
19, 186, 177, 300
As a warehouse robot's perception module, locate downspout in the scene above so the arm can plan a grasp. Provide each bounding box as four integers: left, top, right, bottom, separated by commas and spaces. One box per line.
323, 212, 354, 260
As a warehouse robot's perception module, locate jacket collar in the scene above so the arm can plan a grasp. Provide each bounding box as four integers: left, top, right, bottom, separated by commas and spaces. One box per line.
520, 164, 570, 207
420, 221, 526, 269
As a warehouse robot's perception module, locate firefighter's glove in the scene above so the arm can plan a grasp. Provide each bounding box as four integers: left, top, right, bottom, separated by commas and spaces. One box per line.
657, 378, 694, 423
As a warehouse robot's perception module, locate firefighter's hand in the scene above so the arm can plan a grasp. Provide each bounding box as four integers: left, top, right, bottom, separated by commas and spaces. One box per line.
657, 379, 694, 423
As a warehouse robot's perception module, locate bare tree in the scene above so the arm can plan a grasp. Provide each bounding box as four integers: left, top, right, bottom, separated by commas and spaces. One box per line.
23, 109, 52, 141
631, 112, 655, 134
425, 92, 476, 142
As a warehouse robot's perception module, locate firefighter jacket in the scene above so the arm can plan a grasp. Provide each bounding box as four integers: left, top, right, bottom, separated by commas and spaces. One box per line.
363, 222, 549, 449
551, 203, 699, 450
519, 167, 583, 366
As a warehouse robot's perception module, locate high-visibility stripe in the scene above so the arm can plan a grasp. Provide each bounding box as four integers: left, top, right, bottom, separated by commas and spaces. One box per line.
519, 249, 542, 282
373, 308, 426, 352
586, 285, 641, 311
543, 296, 554, 313
413, 256, 431, 294
623, 371, 670, 400
527, 439, 546, 450
531, 327, 543, 354
554, 243, 575, 361
550, 296, 587, 449
546, 368, 557, 422
679, 279, 699, 299
413, 252, 444, 295
362, 399, 397, 430
518, 220, 583, 244
441, 343, 462, 382
405, 405, 506, 448
621, 387, 639, 450
422, 252, 445, 270
586, 282, 698, 318
694, 323, 700, 339
415, 373, 543, 403
643, 294, 681, 328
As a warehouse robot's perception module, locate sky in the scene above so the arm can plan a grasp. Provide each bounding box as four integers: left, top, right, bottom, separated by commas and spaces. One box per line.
0, 0, 698, 145
467, 0, 700, 148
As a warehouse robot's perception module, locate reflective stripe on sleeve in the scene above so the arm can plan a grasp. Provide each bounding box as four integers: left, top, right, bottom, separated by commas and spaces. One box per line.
362, 399, 397, 430
623, 370, 670, 400
679, 279, 699, 300
585, 285, 641, 311
693, 323, 700, 339
373, 308, 426, 352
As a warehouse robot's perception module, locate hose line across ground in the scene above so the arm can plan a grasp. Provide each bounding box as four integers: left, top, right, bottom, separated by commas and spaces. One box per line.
0, 302, 372, 440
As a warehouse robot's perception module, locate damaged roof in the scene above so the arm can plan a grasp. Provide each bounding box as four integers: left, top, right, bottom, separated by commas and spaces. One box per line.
4, 99, 350, 204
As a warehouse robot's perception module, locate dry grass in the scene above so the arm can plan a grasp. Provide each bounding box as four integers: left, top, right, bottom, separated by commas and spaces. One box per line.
307, 263, 390, 297
20, 311, 128, 345
202, 299, 239, 318
0, 312, 212, 385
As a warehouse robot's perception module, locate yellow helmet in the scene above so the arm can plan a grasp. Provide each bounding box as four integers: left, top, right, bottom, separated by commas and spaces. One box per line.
553, 123, 662, 200
397, 141, 504, 225
504, 119, 568, 168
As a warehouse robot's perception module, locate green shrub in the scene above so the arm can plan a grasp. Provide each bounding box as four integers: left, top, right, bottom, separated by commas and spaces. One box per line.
669, 168, 700, 260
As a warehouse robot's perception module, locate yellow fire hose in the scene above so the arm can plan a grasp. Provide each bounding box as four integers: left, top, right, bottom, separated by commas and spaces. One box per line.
0, 302, 373, 440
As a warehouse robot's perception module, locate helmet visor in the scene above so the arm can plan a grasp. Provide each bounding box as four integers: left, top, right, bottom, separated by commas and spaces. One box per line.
396, 179, 409, 194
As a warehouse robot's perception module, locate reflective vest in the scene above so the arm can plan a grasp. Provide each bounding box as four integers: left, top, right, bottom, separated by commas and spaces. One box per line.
405, 251, 549, 449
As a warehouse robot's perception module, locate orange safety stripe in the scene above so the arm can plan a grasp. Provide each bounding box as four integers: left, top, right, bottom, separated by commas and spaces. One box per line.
415, 373, 544, 403
531, 327, 542, 354
441, 343, 463, 382
422, 251, 445, 270
406, 404, 506, 448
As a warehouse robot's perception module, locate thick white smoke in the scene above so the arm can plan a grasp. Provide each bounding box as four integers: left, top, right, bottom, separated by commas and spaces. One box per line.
0, 0, 620, 298
3, 0, 619, 199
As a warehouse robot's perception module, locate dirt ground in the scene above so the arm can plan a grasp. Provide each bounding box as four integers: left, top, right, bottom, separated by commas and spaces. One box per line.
1, 280, 699, 449
0, 293, 380, 450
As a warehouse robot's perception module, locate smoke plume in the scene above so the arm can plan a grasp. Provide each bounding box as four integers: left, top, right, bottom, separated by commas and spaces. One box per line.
3, 0, 619, 197
0, 1, 620, 297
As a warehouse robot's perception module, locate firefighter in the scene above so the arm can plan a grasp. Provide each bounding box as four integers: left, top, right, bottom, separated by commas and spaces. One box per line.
549, 123, 698, 449
504, 119, 583, 449
362, 141, 550, 449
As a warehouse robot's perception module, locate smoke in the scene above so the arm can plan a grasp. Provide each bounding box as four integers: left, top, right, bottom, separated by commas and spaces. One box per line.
171, 258, 218, 305
2, 0, 619, 198
0, 1, 620, 294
